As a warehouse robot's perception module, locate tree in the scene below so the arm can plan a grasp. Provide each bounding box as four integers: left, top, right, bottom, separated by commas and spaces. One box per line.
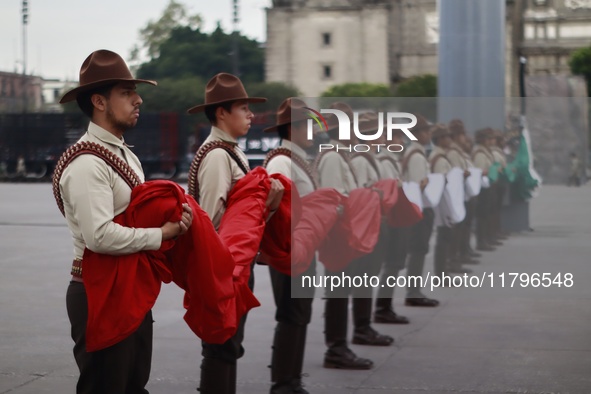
243, 82, 301, 113
136, 25, 264, 83
394, 74, 437, 97
130, 0, 202, 63
321, 83, 392, 98
569, 47, 591, 96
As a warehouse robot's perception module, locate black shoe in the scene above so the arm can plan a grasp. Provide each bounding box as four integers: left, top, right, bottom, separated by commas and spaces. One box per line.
468, 250, 482, 258
352, 326, 394, 346
374, 308, 410, 324
405, 297, 439, 307
323, 348, 373, 370
460, 256, 480, 265
270, 378, 309, 394
449, 266, 473, 274
476, 244, 495, 252
490, 240, 503, 246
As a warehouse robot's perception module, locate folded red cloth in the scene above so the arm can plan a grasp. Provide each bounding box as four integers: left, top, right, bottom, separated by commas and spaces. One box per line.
83, 169, 273, 352
318, 188, 382, 273
260, 186, 343, 276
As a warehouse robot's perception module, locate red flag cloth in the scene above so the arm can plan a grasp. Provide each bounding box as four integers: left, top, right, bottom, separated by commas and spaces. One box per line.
82, 173, 270, 352
388, 187, 423, 228
260, 187, 343, 276
372, 179, 399, 219
318, 188, 382, 273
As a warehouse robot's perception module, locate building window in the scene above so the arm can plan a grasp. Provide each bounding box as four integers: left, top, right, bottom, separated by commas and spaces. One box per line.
322, 32, 332, 47
322, 65, 332, 80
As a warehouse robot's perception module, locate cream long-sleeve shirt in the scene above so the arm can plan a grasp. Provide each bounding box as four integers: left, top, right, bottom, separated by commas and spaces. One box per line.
472, 144, 494, 171
490, 146, 507, 167
59, 122, 162, 260
447, 142, 469, 170
403, 141, 429, 183
265, 140, 315, 197
197, 126, 250, 230
429, 146, 453, 174
317, 141, 358, 195
351, 154, 380, 187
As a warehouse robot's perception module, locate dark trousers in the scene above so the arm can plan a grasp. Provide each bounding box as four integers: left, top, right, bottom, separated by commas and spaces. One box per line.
66, 281, 153, 394
434, 226, 453, 276
376, 226, 409, 309
199, 263, 255, 394
476, 188, 491, 247
268, 261, 315, 388
406, 208, 434, 298
460, 198, 476, 256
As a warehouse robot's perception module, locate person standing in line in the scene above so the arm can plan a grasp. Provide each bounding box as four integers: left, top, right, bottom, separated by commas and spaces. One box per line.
568, 152, 582, 187
447, 119, 481, 266
57, 49, 193, 394
401, 115, 439, 307
263, 97, 317, 394
186, 73, 284, 394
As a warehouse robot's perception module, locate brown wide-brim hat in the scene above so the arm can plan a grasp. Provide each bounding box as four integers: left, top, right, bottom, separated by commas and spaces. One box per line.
411, 113, 431, 134
448, 118, 467, 136
431, 123, 452, 140
187, 73, 267, 114
263, 98, 309, 132
60, 49, 156, 104
326, 101, 354, 133
358, 112, 380, 134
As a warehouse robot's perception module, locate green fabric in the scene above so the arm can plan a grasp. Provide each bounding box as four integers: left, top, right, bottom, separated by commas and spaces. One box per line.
508, 134, 539, 200
488, 162, 502, 183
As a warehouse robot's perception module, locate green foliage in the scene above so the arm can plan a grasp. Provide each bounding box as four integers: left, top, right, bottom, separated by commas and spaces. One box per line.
243, 82, 301, 112
136, 25, 264, 83
394, 74, 437, 97
569, 47, 591, 95
131, 0, 202, 61
136, 76, 204, 113
321, 83, 392, 98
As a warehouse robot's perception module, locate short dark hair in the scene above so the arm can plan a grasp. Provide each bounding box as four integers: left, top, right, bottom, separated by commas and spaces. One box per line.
204, 101, 235, 125
277, 124, 290, 140
76, 83, 117, 118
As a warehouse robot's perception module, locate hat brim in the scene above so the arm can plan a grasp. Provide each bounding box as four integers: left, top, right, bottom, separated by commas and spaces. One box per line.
59, 78, 157, 104
263, 116, 308, 133
187, 97, 267, 114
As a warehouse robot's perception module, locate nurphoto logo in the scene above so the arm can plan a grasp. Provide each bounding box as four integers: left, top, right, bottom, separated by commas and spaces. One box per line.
305, 109, 418, 153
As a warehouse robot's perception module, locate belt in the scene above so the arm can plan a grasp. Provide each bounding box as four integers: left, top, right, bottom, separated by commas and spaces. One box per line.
71, 258, 83, 279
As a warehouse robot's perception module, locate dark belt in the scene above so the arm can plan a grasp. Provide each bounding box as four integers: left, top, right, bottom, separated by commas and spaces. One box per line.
71, 258, 83, 278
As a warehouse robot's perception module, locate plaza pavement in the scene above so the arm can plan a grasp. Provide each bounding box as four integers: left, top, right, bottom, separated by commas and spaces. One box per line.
0, 183, 590, 393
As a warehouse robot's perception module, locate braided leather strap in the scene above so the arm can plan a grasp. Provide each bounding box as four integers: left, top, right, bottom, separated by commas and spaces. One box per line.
378, 155, 401, 175
401, 148, 426, 175
262, 147, 318, 189
187, 141, 249, 202
52, 141, 142, 217
429, 153, 452, 173
355, 152, 382, 179
312, 149, 359, 186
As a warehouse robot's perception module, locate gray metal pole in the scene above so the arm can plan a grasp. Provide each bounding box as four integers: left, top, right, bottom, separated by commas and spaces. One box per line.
438, 0, 506, 131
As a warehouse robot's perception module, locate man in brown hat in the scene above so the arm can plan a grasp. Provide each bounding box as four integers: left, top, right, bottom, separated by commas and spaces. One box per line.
262, 97, 316, 394
429, 124, 472, 277
315, 102, 381, 370
186, 72, 284, 394
447, 119, 481, 266
57, 49, 193, 393
401, 115, 439, 306
472, 128, 499, 251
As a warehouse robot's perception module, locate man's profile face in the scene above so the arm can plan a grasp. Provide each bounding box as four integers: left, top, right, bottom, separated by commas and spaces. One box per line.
222, 100, 254, 139
104, 82, 142, 133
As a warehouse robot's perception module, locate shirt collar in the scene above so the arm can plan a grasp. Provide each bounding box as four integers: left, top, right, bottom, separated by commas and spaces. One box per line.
210, 126, 238, 145
87, 122, 126, 148
280, 139, 308, 160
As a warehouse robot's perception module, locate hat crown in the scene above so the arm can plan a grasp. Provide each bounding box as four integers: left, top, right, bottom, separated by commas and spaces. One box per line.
205, 73, 249, 104
276, 97, 307, 125
79, 50, 134, 86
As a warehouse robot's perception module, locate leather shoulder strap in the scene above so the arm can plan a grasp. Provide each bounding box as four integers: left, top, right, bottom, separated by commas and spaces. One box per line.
356, 152, 381, 179
312, 149, 359, 186
429, 153, 451, 173
263, 147, 318, 189
401, 148, 426, 175
378, 155, 401, 175
52, 141, 142, 217
187, 141, 249, 202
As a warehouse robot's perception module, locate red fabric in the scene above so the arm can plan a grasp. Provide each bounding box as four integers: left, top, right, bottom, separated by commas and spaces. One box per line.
318, 188, 382, 272
372, 179, 399, 219
260, 187, 343, 276
83, 173, 271, 352
388, 187, 423, 228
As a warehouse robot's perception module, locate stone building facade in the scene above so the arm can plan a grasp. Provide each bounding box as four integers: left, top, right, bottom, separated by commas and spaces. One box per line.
266, 0, 591, 97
